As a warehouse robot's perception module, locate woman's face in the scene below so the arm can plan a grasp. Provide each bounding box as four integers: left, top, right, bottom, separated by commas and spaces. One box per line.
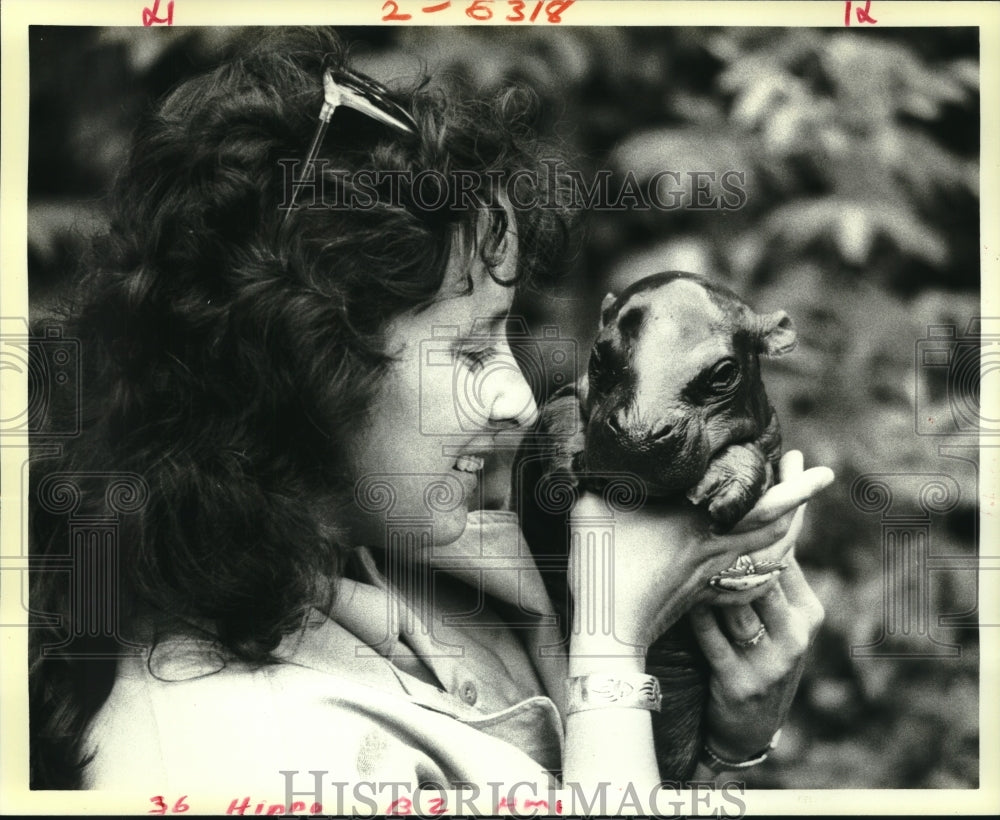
343, 219, 538, 548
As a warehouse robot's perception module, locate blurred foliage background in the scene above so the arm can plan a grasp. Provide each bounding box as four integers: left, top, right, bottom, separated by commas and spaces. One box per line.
28, 25, 981, 788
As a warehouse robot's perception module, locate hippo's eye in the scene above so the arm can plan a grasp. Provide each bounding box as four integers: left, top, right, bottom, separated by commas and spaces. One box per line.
708, 358, 740, 391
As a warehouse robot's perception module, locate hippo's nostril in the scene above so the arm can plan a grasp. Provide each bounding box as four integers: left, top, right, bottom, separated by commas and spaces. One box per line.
606, 412, 625, 436
650, 421, 674, 441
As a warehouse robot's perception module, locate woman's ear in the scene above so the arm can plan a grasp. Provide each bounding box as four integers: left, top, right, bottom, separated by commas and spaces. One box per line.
758, 310, 797, 357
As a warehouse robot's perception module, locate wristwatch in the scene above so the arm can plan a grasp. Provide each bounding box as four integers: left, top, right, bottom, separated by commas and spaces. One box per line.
699, 728, 782, 773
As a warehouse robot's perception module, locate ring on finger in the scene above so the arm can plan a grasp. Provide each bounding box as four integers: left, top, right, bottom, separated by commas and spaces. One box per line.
709, 553, 787, 591
732, 624, 767, 649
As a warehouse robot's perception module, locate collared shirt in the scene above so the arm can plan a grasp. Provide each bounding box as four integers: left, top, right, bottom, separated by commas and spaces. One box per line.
82, 511, 568, 793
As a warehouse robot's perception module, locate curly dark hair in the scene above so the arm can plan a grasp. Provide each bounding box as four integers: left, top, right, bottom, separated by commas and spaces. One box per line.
29, 26, 573, 789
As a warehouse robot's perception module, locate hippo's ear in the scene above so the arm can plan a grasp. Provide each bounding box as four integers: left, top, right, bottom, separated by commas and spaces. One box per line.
597, 292, 616, 330
758, 310, 797, 357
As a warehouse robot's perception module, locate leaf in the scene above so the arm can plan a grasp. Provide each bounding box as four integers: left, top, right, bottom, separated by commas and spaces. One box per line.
949, 57, 980, 90
763, 197, 948, 267
610, 127, 747, 181
890, 128, 979, 202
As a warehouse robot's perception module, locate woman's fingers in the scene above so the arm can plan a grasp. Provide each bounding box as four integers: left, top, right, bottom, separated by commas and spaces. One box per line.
706, 451, 827, 573
720, 506, 799, 558
778, 449, 804, 481
751, 559, 825, 652
742, 502, 806, 566
704, 500, 807, 601
730, 465, 834, 534
777, 556, 817, 605
750, 580, 793, 639
785, 500, 806, 544
777, 559, 827, 636
690, 605, 738, 670
718, 604, 765, 643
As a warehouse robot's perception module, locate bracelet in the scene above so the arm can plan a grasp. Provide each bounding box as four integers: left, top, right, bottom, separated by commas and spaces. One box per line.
699, 728, 782, 773
565, 673, 662, 715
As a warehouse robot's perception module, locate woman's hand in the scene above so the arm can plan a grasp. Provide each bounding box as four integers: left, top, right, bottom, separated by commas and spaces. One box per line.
690, 450, 826, 763
691, 558, 825, 761
567, 450, 833, 655
561, 450, 831, 795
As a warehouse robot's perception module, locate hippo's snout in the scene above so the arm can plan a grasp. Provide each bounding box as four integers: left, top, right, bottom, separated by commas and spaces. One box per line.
585, 405, 709, 493
604, 409, 626, 436
649, 419, 676, 442
599, 406, 685, 448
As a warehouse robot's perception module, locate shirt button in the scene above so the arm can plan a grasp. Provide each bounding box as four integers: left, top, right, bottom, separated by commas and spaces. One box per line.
459, 681, 478, 706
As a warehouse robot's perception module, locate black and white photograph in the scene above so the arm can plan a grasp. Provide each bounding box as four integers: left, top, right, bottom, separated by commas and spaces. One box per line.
1, 1, 997, 815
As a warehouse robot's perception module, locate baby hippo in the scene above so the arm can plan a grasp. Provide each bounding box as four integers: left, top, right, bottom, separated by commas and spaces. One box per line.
583, 271, 796, 530
516, 271, 796, 780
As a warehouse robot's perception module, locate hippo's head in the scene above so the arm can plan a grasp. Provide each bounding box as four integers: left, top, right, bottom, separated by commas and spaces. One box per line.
582, 271, 796, 495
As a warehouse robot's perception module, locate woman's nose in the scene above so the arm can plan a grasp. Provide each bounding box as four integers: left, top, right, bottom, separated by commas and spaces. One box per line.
484, 349, 539, 430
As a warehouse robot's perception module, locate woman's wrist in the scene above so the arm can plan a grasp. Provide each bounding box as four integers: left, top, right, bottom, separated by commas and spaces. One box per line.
699, 729, 782, 773
568, 634, 646, 677
705, 727, 781, 763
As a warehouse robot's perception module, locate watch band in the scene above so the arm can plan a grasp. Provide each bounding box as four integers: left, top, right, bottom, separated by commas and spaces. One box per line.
565, 673, 662, 715
699, 728, 782, 773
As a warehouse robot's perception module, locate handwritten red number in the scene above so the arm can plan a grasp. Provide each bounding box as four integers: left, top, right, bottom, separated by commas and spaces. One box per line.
844, 0, 877, 26
856, 0, 877, 24
148, 797, 189, 815
382, 0, 413, 20
427, 797, 447, 815
466, 0, 493, 21
504, 0, 570, 23
386, 797, 413, 815
545, 0, 574, 23
142, 0, 174, 26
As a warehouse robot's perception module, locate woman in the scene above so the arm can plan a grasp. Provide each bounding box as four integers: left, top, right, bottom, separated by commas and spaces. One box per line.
29, 27, 832, 801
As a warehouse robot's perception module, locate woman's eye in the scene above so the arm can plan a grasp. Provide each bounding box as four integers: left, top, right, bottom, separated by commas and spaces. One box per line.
462, 346, 498, 371
709, 359, 740, 390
